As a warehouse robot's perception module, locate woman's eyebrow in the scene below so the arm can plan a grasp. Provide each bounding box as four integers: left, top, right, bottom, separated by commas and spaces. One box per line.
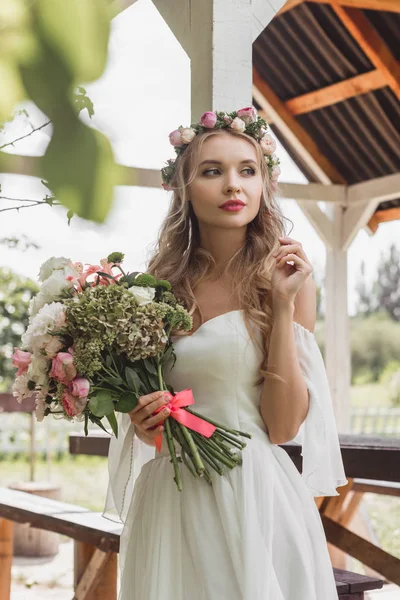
199, 159, 257, 166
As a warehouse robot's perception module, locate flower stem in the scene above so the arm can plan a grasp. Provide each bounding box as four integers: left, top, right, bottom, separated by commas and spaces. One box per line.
177, 423, 205, 476
185, 408, 252, 439
164, 417, 182, 491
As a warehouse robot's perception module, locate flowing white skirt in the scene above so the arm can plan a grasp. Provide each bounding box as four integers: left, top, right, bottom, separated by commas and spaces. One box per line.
118, 429, 338, 600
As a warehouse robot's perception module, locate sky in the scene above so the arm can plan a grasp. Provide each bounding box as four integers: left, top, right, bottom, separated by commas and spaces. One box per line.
0, 0, 398, 316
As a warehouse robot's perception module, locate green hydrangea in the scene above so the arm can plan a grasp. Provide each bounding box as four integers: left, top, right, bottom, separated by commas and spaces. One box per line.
73, 337, 104, 377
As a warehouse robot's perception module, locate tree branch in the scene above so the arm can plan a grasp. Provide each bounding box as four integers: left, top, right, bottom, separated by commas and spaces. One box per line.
0, 120, 51, 151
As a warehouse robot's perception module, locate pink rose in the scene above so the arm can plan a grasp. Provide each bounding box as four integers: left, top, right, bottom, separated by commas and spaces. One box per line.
260, 134, 277, 156
237, 107, 257, 125
200, 112, 217, 128
271, 165, 281, 181
180, 127, 196, 144
12, 348, 31, 376
223, 114, 233, 125
162, 182, 172, 191
50, 352, 77, 384
230, 117, 246, 132
169, 129, 183, 147
62, 389, 88, 417
70, 377, 90, 399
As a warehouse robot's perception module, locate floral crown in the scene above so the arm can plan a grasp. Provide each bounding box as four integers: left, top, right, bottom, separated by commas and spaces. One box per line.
161, 106, 281, 192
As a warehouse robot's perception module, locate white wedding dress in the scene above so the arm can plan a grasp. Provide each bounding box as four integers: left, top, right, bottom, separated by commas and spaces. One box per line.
103, 310, 348, 600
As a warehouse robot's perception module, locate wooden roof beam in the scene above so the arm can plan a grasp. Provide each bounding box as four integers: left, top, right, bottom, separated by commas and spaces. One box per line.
253, 66, 346, 184
332, 5, 400, 100
278, 0, 400, 16
368, 207, 400, 233
285, 66, 390, 115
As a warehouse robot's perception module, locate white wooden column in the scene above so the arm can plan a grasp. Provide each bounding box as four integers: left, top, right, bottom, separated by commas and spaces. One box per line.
153, 0, 284, 117
325, 207, 351, 433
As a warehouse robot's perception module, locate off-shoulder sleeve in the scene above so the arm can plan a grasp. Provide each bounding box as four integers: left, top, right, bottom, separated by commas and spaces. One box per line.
291, 321, 348, 497
102, 412, 155, 524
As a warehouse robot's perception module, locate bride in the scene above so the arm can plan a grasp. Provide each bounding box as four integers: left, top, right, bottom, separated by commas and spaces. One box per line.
104, 107, 348, 599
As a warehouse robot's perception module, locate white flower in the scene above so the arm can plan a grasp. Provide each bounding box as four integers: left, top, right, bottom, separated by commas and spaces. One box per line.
229, 117, 246, 133
127, 285, 156, 305
43, 336, 64, 358
38, 257, 71, 282
23, 302, 65, 351
34, 397, 47, 422
180, 127, 196, 144
12, 372, 32, 403
40, 270, 75, 301
28, 353, 50, 387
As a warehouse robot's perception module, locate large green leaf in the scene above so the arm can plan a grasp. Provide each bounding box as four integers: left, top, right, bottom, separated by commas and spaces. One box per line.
125, 367, 142, 394
88, 391, 114, 418
106, 411, 118, 438
115, 393, 138, 413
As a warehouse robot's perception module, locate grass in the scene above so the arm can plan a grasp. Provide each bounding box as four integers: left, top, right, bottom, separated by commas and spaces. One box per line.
0, 454, 108, 512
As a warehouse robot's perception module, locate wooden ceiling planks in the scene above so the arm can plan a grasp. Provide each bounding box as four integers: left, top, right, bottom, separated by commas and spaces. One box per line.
278, 0, 400, 16
332, 5, 400, 100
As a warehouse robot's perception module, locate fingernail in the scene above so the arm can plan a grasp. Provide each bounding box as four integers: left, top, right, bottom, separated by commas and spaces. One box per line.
163, 408, 170, 415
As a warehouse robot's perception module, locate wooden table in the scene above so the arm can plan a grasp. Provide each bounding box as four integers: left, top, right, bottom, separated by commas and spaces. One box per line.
69, 432, 400, 586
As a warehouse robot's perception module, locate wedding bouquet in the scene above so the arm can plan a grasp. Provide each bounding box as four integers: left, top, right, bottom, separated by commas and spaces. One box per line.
12, 252, 251, 490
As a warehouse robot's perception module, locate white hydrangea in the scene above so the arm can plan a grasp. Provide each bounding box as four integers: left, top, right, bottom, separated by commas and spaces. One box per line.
22, 302, 65, 352
38, 256, 71, 282
127, 285, 156, 305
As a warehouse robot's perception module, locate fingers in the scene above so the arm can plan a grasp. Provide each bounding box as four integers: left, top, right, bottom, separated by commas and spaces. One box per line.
142, 406, 171, 431
276, 253, 312, 274
130, 390, 167, 415
273, 238, 312, 273
129, 390, 171, 433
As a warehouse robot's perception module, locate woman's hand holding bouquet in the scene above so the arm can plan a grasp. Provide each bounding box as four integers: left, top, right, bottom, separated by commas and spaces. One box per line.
12, 252, 251, 490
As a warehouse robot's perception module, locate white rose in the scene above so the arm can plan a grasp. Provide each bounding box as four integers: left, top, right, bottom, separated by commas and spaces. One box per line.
40, 270, 74, 303
38, 257, 71, 282
181, 127, 196, 144
128, 285, 156, 305
229, 117, 246, 133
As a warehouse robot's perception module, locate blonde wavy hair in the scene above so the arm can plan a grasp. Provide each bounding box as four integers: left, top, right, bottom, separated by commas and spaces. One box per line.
147, 128, 293, 387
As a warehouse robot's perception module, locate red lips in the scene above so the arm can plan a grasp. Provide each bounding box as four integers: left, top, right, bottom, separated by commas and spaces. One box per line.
219, 200, 245, 208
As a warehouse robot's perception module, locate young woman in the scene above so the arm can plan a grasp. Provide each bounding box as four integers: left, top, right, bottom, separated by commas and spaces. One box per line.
104, 108, 347, 599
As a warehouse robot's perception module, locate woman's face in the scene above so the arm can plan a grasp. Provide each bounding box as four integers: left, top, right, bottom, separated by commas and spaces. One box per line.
188, 132, 263, 229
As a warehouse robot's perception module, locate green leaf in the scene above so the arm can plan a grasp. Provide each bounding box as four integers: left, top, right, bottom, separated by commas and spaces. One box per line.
115, 392, 138, 413
88, 390, 114, 417
106, 411, 118, 438
96, 271, 116, 280
105, 375, 124, 387
89, 413, 109, 434
125, 367, 141, 393
143, 358, 158, 377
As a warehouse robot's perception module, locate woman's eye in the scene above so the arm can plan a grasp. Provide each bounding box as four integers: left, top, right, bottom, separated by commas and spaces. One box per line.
242, 167, 256, 175
203, 169, 220, 176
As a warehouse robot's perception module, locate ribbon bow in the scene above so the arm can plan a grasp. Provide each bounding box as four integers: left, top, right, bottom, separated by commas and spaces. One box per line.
153, 389, 216, 453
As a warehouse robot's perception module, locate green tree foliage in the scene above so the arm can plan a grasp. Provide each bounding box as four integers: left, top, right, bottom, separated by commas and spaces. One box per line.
0, 268, 39, 392
355, 244, 400, 322
350, 314, 400, 384
0, 0, 116, 223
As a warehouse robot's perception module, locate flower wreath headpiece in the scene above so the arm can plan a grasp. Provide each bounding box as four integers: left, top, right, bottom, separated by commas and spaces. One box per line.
161, 106, 281, 192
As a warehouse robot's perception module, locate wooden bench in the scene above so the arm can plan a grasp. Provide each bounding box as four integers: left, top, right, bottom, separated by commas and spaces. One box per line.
0, 487, 384, 599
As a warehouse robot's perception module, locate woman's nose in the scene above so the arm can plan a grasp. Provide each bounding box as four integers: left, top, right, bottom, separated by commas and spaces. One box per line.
224, 176, 241, 194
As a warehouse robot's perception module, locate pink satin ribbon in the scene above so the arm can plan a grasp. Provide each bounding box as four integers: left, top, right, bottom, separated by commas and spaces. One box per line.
153, 389, 216, 453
